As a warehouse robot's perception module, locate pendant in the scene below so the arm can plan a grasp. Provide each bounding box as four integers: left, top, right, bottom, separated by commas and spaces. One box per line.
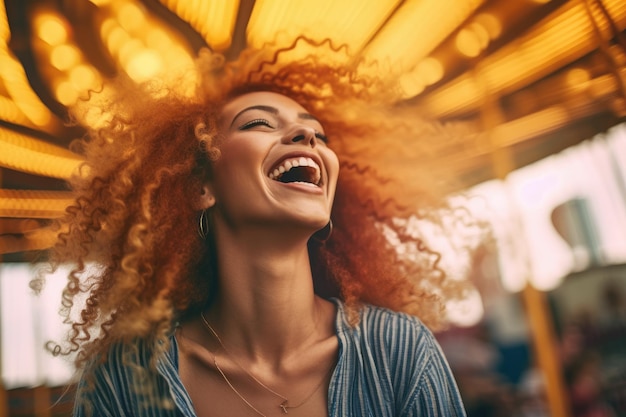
280, 400, 289, 414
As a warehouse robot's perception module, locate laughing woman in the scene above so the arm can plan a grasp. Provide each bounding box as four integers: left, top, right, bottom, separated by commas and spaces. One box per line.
45, 40, 475, 417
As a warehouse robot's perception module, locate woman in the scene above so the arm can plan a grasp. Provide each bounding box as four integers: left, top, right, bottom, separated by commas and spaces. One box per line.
45, 39, 474, 416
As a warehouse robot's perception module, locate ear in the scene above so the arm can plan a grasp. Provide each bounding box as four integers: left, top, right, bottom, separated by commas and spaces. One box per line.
194, 184, 216, 210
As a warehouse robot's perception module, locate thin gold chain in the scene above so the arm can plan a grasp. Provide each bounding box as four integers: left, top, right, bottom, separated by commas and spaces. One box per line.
282, 369, 330, 410
213, 356, 269, 417
200, 311, 334, 414
200, 312, 289, 403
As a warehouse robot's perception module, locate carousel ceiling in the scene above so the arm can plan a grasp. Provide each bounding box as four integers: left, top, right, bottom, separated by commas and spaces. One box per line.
1, 0, 625, 257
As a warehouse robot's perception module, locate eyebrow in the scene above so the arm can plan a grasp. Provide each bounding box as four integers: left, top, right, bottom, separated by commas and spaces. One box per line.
229, 104, 320, 127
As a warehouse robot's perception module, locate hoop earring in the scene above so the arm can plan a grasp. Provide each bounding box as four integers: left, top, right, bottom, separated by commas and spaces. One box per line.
198, 210, 210, 240
313, 220, 333, 243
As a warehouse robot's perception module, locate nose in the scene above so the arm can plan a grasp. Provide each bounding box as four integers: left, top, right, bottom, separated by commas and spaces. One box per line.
283, 125, 317, 147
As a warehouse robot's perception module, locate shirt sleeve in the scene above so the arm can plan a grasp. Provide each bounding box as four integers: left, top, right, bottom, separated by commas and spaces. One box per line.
401, 330, 467, 417
72, 342, 181, 417
73, 357, 130, 417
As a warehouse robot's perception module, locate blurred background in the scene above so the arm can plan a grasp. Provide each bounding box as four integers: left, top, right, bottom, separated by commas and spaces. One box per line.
0, 0, 625, 416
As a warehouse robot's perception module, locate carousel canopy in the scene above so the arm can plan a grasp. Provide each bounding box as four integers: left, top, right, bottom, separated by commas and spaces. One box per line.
0, 0, 625, 257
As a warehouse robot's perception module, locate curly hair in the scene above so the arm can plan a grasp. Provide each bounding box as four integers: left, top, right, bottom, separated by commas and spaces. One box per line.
41, 38, 480, 372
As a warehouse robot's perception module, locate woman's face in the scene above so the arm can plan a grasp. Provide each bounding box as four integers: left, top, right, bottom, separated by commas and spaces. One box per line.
209, 91, 339, 234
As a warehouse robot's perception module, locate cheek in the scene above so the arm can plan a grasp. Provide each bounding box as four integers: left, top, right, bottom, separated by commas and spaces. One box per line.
212, 142, 264, 191
324, 152, 340, 204
325, 151, 340, 182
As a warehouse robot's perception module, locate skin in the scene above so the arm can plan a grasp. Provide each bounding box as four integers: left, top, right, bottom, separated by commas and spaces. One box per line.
177, 92, 340, 417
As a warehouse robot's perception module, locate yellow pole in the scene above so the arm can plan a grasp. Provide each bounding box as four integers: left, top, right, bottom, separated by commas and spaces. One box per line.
477, 74, 571, 417
489, 143, 571, 417
521, 284, 571, 417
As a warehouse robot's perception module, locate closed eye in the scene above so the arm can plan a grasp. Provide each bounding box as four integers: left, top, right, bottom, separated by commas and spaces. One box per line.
239, 119, 273, 130
315, 132, 329, 143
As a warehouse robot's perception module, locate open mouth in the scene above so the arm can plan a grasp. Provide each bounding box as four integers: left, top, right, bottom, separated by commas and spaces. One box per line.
268, 156, 322, 186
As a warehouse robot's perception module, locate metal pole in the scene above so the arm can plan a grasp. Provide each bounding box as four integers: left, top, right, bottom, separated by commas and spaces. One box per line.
476, 70, 571, 417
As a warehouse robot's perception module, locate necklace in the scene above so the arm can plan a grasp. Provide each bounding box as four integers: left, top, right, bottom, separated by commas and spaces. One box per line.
200, 311, 332, 415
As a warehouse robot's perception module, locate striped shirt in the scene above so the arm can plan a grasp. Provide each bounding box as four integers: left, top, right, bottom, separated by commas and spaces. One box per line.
74, 299, 466, 416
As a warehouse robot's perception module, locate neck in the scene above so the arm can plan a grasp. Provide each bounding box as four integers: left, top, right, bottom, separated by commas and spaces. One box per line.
205, 219, 327, 368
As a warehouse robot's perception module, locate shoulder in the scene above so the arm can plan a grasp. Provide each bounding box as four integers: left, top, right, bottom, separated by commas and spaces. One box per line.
332, 299, 443, 389
331, 299, 466, 416
334, 298, 436, 355
83, 338, 166, 383
74, 337, 180, 416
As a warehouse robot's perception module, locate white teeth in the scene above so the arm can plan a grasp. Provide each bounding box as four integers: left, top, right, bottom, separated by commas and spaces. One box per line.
292, 181, 317, 187
269, 156, 321, 185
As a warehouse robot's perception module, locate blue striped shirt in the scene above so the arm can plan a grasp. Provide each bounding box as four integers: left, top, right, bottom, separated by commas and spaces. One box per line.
74, 299, 466, 416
